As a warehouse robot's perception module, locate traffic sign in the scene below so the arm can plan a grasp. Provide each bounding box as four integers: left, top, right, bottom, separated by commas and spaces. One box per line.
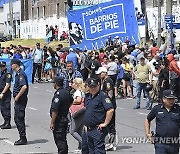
164, 15, 175, 23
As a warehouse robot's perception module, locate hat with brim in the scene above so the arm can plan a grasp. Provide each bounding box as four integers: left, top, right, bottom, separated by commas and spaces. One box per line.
87, 78, 99, 87
96, 67, 108, 75
52, 77, 64, 84
11, 59, 21, 66
0, 61, 6, 67
163, 90, 177, 99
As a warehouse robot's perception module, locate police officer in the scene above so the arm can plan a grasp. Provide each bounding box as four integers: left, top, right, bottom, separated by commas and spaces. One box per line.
50, 77, 73, 154
11, 59, 29, 145
0, 61, 12, 129
83, 78, 114, 154
145, 90, 180, 154
96, 67, 116, 133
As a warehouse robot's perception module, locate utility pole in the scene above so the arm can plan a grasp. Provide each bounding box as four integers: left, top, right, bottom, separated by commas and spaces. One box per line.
9, 0, 14, 40
157, 0, 162, 47
164, 0, 173, 47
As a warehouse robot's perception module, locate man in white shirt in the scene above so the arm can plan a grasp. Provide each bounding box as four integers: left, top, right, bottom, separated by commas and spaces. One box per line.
31, 43, 44, 83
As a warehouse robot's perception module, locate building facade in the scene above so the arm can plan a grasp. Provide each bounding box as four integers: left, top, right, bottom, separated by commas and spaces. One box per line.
20, 0, 68, 39
3, 0, 21, 38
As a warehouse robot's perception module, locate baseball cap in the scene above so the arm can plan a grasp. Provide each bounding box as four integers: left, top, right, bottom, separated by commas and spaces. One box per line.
163, 90, 177, 99
69, 48, 73, 52
96, 67, 108, 75
115, 36, 119, 39
11, 59, 21, 66
87, 78, 99, 87
0, 61, 6, 67
52, 77, 64, 84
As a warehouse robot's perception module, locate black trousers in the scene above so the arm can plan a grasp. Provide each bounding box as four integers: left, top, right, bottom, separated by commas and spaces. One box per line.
14, 96, 27, 137
80, 68, 89, 81
0, 91, 11, 122
53, 117, 68, 154
32, 63, 42, 83
109, 74, 117, 86
170, 78, 180, 99
108, 109, 116, 134
155, 143, 179, 154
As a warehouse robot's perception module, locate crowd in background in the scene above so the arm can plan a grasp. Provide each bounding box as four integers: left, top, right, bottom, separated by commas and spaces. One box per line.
0, 34, 180, 101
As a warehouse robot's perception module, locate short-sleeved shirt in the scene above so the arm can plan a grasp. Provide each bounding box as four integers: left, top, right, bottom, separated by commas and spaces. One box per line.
73, 90, 85, 99
32, 48, 43, 63
84, 91, 113, 127
0, 69, 12, 92
107, 62, 117, 76
13, 68, 29, 98
134, 64, 151, 83
102, 77, 116, 108
50, 87, 73, 117
147, 104, 180, 138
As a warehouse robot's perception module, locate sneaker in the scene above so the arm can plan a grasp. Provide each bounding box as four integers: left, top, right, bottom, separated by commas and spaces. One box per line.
73, 149, 81, 153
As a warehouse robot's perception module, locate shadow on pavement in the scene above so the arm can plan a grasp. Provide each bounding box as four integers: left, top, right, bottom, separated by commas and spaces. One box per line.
0, 138, 7, 141
116, 145, 133, 150
27, 139, 49, 145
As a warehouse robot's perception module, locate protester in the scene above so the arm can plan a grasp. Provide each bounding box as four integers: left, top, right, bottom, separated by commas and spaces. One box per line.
31, 43, 44, 83
54, 25, 59, 41
69, 78, 85, 152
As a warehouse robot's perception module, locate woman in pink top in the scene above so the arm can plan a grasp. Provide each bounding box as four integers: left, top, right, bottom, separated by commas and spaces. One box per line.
54, 25, 58, 41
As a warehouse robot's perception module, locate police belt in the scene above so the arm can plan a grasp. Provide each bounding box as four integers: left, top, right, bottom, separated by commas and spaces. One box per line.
86, 126, 98, 131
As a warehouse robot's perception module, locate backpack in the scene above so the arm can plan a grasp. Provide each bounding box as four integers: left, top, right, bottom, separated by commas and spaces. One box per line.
51, 57, 59, 68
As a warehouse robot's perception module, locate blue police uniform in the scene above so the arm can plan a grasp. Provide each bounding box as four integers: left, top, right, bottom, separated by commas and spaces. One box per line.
102, 77, 116, 134
50, 86, 73, 154
13, 68, 29, 139
147, 104, 180, 154
84, 90, 113, 154
0, 68, 12, 128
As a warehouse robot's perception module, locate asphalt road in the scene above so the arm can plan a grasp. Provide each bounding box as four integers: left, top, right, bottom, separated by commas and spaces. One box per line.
0, 83, 156, 154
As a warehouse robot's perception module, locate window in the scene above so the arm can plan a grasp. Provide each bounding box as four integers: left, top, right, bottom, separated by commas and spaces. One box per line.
57, 3, 60, 18
153, 0, 164, 7
37, 7, 39, 19
32, 8, 34, 19
43, 6, 45, 18
172, 0, 177, 5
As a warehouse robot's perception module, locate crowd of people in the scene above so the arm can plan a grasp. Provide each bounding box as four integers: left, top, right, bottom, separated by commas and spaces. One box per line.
45, 25, 68, 44
0, 35, 180, 153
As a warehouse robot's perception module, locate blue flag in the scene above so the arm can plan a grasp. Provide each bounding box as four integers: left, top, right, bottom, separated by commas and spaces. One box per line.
0, 59, 33, 84
67, 0, 139, 50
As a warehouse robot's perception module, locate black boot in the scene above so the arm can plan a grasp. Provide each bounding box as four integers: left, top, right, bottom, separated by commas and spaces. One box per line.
14, 136, 27, 145
1, 120, 11, 129
0, 122, 5, 128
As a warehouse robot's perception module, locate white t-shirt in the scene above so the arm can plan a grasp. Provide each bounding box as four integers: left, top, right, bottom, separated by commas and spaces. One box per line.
73, 90, 85, 99
107, 62, 117, 76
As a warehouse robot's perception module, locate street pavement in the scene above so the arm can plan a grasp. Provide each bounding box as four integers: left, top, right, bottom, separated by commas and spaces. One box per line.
0, 83, 156, 154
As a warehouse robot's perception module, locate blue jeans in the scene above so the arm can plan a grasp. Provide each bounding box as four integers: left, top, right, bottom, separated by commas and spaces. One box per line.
136, 83, 150, 108
46, 37, 50, 44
